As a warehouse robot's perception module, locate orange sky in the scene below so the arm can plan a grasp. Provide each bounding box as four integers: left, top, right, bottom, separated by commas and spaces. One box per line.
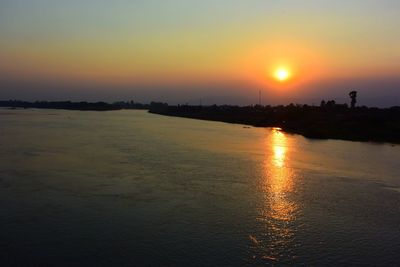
1, 1, 399, 105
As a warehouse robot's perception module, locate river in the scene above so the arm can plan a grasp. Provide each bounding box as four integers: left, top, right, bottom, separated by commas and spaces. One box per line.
0, 109, 399, 266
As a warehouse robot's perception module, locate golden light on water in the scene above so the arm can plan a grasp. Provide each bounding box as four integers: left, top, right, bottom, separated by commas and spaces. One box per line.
268, 128, 296, 222
273, 146, 285, 168
257, 127, 299, 226
271, 128, 287, 169
253, 128, 298, 261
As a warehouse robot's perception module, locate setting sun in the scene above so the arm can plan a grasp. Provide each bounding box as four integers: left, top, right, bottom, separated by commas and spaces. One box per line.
274, 68, 290, 82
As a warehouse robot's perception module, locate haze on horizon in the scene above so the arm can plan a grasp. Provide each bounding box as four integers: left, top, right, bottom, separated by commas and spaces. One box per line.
1, 0, 399, 107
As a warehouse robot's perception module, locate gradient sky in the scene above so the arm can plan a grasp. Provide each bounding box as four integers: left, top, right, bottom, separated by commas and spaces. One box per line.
1, 0, 399, 106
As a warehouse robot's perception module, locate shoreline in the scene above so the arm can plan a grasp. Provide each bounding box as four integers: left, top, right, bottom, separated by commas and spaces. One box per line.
148, 103, 400, 144
0, 100, 149, 111
2, 100, 399, 144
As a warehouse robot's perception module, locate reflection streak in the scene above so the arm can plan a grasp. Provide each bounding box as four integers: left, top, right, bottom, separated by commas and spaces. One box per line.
251, 128, 299, 262
268, 129, 296, 222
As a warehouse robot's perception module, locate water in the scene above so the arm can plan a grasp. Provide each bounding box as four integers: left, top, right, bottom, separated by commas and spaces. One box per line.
0, 108, 399, 266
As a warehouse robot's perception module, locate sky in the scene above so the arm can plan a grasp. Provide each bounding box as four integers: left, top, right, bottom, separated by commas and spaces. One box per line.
0, 0, 399, 106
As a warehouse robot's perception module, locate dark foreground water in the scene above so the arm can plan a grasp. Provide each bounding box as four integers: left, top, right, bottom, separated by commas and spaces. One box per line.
0, 109, 399, 266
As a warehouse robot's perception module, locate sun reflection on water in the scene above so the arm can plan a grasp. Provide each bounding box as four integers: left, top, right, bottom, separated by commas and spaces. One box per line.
268, 128, 296, 222
250, 128, 299, 263
272, 132, 286, 168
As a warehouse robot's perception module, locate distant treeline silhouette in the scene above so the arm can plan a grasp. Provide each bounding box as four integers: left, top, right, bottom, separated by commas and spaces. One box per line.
149, 101, 400, 143
0, 100, 149, 111
2, 99, 400, 143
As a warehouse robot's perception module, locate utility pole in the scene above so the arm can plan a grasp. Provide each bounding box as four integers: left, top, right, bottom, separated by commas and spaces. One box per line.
259, 90, 261, 106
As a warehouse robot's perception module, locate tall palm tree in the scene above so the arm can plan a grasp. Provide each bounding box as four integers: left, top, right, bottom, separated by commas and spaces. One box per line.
349, 91, 357, 108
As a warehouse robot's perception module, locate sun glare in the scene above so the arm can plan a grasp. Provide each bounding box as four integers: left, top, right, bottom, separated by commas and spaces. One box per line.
274, 68, 290, 82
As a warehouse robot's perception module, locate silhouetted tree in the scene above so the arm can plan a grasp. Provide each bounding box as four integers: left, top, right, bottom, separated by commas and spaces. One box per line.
349, 91, 357, 108
326, 100, 336, 107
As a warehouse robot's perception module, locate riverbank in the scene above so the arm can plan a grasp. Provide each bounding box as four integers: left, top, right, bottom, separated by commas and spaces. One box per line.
149, 103, 400, 144
0, 100, 149, 111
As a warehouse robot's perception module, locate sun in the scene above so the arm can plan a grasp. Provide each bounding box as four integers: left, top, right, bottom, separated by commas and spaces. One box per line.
274, 68, 290, 82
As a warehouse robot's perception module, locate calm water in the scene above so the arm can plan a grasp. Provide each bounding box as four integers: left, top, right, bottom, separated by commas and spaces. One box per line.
0, 109, 399, 266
